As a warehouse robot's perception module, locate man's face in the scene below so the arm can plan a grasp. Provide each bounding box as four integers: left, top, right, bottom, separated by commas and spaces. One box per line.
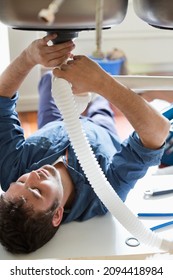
4, 165, 64, 212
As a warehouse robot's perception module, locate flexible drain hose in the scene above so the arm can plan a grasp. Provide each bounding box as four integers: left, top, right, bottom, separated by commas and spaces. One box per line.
52, 77, 173, 253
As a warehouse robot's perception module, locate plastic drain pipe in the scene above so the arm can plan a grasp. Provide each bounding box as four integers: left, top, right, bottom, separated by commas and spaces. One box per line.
52, 77, 173, 253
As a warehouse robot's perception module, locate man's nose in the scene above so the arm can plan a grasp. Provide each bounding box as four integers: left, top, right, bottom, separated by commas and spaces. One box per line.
26, 171, 41, 186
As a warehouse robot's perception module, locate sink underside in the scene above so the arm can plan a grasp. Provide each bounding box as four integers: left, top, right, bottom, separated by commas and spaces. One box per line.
0, 0, 128, 31
133, 0, 173, 29
1, 0, 173, 32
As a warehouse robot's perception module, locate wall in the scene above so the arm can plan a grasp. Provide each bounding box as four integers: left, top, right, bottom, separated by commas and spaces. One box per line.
8, 29, 41, 111
7, 1, 173, 111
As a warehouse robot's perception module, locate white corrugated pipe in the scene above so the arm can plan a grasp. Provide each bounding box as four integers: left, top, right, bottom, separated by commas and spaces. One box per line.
52, 76, 173, 253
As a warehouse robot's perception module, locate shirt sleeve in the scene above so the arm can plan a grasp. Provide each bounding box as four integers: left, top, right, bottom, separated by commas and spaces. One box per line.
106, 131, 165, 201
0, 93, 25, 189
0, 93, 19, 117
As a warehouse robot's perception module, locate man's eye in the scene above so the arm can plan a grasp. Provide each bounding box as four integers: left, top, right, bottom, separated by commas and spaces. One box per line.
32, 188, 41, 195
28, 187, 42, 198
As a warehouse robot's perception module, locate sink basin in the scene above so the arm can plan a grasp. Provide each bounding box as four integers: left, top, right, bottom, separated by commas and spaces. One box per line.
133, 0, 173, 29
0, 0, 128, 31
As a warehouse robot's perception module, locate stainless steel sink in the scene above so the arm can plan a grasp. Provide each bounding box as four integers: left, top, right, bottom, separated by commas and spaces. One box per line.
133, 0, 173, 29
0, 0, 128, 30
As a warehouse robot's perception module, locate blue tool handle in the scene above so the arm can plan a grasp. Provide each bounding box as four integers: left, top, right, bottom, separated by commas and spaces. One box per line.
151, 220, 173, 231
138, 213, 173, 217
152, 189, 173, 196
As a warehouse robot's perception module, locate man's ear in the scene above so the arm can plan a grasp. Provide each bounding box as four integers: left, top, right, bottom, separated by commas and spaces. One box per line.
52, 206, 64, 227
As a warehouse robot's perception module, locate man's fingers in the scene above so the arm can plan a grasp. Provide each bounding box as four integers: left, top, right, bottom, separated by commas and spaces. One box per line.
66, 60, 74, 66
73, 55, 83, 60
61, 63, 70, 70
53, 67, 65, 78
42, 33, 57, 44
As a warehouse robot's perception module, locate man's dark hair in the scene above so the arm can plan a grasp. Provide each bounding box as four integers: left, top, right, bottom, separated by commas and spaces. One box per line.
0, 194, 60, 254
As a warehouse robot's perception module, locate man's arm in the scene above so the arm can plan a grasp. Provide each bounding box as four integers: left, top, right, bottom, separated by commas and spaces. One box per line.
0, 33, 75, 98
53, 55, 170, 150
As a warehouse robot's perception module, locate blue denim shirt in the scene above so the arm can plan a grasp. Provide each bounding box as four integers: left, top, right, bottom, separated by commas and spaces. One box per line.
0, 93, 164, 223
